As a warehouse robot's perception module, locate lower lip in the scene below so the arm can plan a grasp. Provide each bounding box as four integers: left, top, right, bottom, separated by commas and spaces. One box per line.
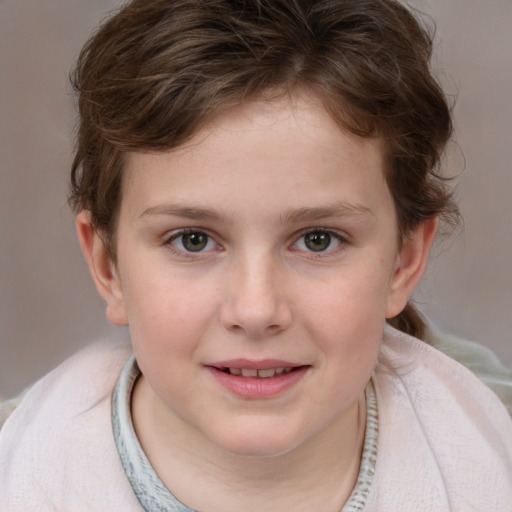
206, 367, 309, 399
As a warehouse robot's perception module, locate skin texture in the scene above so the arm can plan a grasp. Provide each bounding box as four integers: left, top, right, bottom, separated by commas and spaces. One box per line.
77, 93, 437, 512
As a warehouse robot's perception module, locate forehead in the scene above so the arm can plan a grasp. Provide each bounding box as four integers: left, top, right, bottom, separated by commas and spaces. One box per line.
121, 93, 390, 218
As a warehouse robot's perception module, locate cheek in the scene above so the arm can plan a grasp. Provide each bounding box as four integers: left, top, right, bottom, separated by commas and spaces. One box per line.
297, 263, 392, 375
302, 262, 393, 332
124, 276, 215, 401
121, 265, 219, 354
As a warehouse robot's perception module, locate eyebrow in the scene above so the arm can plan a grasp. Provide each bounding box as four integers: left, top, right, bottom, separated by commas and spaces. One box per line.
140, 204, 227, 222
280, 203, 374, 223
140, 202, 374, 223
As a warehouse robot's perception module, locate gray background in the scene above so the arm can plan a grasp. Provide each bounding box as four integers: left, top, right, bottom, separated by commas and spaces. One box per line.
1, 0, 511, 398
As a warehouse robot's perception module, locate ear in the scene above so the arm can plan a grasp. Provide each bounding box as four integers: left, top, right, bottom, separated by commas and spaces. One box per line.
76, 211, 128, 326
385, 217, 438, 318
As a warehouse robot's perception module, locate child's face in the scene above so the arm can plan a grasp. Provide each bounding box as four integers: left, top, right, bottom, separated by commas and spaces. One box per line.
88, 94, 426, 457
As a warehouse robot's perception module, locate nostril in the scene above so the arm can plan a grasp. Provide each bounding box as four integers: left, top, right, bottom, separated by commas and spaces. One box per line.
219, 293, 292, 337
224, 322, 283, 337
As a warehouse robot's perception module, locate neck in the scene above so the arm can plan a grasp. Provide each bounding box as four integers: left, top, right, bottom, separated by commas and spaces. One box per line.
132, 376, 366, 512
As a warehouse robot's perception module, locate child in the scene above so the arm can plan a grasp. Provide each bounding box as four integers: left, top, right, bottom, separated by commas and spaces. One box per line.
1, 0, 511, 510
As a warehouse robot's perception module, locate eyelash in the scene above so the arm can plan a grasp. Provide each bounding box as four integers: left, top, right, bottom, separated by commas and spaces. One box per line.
164, 228, 348, 258
292, 228, 348, 257
165, 228, 221, 258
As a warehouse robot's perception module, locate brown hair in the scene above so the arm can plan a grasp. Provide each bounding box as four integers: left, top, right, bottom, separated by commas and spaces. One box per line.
69, 0, 459, 339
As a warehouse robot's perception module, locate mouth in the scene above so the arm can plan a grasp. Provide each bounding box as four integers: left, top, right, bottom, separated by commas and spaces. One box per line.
206, 361, 310, 398
216, 366, 302, 379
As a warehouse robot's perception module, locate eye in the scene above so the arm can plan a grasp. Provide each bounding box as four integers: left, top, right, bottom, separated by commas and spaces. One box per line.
294, 230, 343, 253
168, 230, 218, 253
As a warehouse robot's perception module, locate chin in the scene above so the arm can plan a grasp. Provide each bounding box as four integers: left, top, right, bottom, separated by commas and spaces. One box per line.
208, 420, 305, 459
219, 439, 298, 459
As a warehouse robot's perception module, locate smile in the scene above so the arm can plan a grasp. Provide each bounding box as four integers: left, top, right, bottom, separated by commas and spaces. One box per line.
207, 362, 309, 399
220, 367, 296, 378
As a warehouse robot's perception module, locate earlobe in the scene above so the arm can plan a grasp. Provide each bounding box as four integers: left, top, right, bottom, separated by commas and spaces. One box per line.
76, 211, 128, 326
385, 217, 439, 318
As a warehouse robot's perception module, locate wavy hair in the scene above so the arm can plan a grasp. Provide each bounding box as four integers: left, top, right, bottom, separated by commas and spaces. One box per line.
69, 0, 459, 338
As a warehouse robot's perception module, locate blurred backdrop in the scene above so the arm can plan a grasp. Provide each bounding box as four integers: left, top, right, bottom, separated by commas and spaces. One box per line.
1, 0, 511, 397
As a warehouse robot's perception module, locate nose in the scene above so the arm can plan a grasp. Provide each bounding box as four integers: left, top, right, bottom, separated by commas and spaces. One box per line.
220, 252, 292, 339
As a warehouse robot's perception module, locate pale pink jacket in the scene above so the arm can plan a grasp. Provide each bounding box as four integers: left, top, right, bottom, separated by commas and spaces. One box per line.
1, 327, 511, 511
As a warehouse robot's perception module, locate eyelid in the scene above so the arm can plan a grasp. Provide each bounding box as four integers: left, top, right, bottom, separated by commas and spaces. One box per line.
291, 228, 349, 255
165, 228, 222, 256
162, 227, 348, 259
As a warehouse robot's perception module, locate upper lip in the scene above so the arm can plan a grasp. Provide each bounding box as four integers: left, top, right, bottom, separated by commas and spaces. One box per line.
208, 359, 304, 370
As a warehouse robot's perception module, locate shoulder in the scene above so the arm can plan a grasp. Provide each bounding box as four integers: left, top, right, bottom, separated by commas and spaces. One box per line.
424, 323, 512, 417
0, 392, 26, 430
2, 335, 133, 427
378, 325, 512, 433
367, 326, 512, 511
0, 335, 141, 510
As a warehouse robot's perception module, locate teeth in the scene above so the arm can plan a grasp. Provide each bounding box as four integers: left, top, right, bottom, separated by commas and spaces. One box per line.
240, 368, 258, 378
258, 369, 276, 378
226, 367, 295, 378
